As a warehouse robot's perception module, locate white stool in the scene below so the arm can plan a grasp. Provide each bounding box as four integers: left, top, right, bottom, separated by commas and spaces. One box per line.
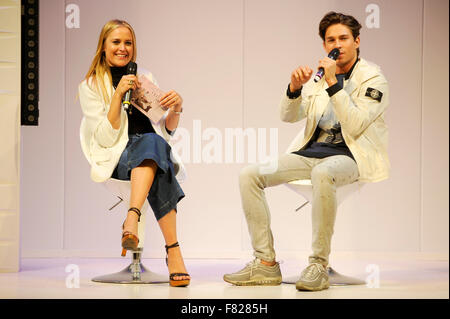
285, 179, 363, 212
91, 178, 169, 284
282, 179, 365, 285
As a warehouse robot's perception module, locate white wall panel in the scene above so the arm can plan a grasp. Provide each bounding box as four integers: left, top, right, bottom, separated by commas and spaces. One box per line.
0, 0, 20, 272
243, 0, 424, 253
63, 0, 244, 257
20, 0, 65, 254
421, 0, 449, 252
19, 0, 449, 258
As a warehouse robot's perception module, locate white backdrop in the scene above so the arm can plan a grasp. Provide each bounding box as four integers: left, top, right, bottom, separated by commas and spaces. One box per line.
19, 0, 449, 259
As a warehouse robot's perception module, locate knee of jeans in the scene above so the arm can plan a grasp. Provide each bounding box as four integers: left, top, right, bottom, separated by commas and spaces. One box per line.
311, 166, 335, 185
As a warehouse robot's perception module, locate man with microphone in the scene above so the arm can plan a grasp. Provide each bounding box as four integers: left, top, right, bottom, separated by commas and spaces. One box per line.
224, 11, 390, 291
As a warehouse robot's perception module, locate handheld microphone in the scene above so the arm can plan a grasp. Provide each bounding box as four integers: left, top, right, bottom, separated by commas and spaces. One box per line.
122, 61, 138, 110
314, 48, 340, 82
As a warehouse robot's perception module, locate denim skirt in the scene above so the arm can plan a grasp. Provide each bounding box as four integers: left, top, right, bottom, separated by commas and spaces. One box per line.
111, 133, 185, 220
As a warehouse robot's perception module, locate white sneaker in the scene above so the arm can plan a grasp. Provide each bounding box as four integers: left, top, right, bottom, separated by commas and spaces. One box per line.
295, 263, 330, 291
223, 258, 282, 286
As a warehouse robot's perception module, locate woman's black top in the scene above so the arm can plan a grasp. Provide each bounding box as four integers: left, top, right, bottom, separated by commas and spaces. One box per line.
110, 66, 156, 135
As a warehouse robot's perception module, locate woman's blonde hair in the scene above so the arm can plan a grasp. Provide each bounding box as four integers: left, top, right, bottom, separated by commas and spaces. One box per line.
85, 19, 137, 104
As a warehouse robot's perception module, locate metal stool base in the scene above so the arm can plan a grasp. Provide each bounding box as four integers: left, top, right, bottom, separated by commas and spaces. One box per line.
282, 266, 366, 286
91, 249, 169, 284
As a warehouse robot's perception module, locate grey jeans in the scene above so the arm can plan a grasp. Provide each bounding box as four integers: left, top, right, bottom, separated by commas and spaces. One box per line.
239, 153, 359, 267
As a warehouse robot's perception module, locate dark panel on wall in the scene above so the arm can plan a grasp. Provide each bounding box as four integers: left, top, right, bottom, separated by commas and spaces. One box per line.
21, 0, 39, 126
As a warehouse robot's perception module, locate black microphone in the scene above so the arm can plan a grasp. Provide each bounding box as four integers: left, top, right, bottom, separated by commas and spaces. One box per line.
314, 48, 340, 82
122, 61, 138, 110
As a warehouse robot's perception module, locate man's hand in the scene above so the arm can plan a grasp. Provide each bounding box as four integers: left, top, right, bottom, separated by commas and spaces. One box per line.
318, 57, 338, 87
290, 66, 313, 92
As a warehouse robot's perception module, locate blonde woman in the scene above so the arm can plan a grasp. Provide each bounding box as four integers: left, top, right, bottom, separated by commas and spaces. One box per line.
79, 19, 189, 287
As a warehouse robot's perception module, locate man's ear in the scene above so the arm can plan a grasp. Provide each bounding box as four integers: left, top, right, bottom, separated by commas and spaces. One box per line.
354, 36, 360, 49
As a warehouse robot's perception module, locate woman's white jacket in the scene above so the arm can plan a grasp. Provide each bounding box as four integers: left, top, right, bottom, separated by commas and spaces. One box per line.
79, 71, 186, 183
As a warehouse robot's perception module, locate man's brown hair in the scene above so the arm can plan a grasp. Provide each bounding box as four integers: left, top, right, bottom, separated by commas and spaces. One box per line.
319, 11, 362, 56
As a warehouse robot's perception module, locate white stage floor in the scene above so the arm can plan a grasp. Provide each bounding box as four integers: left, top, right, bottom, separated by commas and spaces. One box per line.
0, 253, 448, 299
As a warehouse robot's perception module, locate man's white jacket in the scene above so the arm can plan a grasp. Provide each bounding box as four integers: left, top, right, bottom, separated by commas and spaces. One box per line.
280, 58, 390, 183
79, 71, 186, 183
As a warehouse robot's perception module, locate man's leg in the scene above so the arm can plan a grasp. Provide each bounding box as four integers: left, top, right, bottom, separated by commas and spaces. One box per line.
296, 155, 359, 291
223, 153, 315, 286
239, 153, 315, 262
309, 155, 359, 266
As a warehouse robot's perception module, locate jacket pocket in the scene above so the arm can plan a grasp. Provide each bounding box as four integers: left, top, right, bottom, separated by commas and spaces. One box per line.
90, 139, 112, 164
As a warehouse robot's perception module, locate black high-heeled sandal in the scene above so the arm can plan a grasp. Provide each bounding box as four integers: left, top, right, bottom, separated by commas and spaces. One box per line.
121, 207, 141, 257
165, 242, 190, 287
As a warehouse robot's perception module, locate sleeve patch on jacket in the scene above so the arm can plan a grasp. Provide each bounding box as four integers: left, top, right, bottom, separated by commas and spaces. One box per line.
365, 87, 383, 102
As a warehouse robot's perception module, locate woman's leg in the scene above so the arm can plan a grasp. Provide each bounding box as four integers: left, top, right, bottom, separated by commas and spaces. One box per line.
158, 209, 190, 281
124, 158, 188, 280
122, 159, 157, 237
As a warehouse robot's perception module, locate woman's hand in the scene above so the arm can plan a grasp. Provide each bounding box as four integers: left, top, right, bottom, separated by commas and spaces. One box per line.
108, 75, 140, 129
163, 90, 183, 132
160, 90, 183, 112
114, 74, 141, 98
